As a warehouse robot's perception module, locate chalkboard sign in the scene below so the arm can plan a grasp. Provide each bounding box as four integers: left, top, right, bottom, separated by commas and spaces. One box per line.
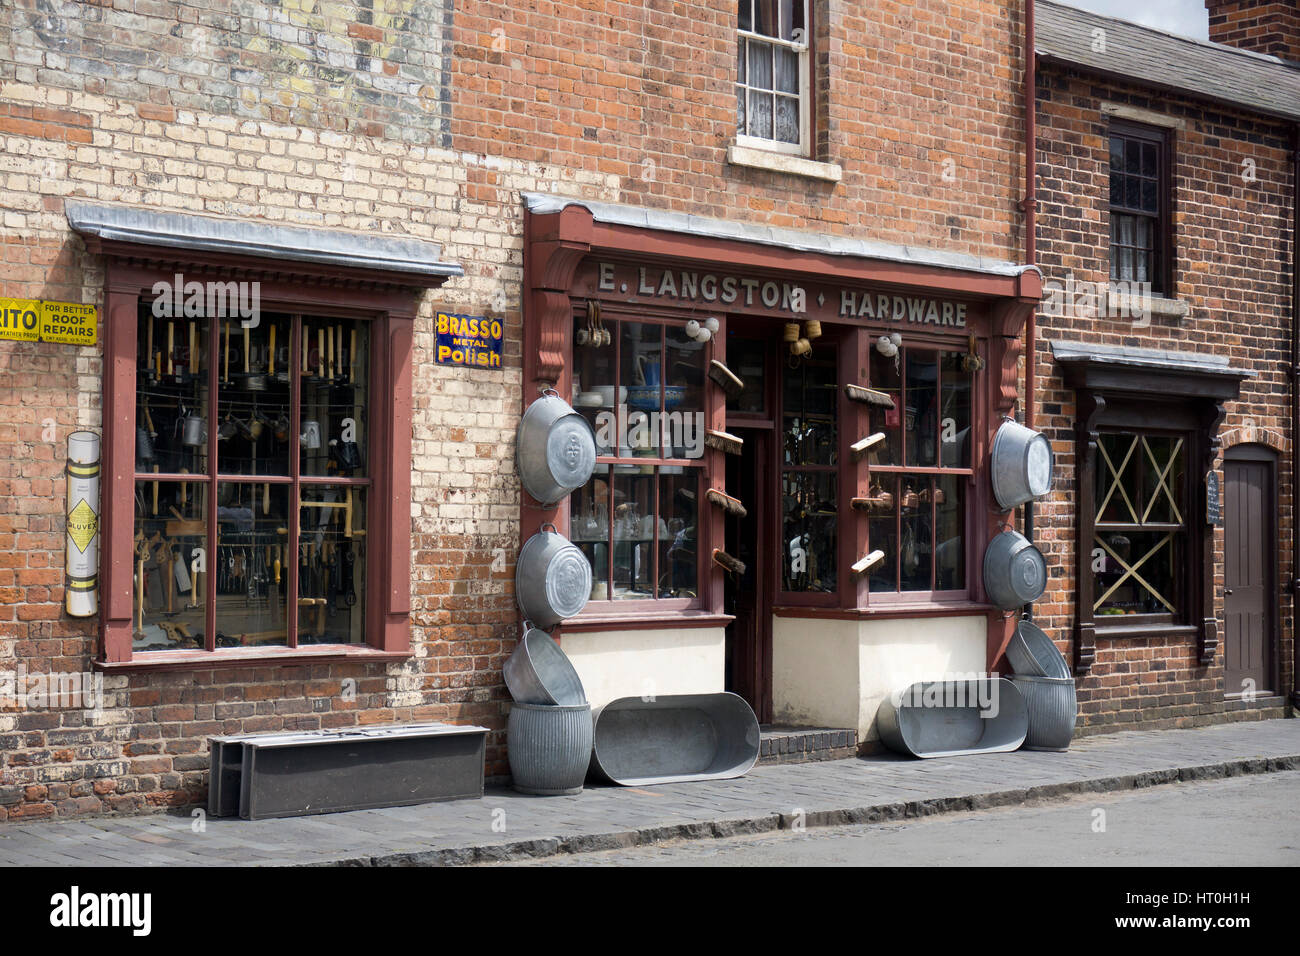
1206, 470, 1221, 526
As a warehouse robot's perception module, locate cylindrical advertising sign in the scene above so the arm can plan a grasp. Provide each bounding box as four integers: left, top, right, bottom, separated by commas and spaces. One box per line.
65, 431, 100, 618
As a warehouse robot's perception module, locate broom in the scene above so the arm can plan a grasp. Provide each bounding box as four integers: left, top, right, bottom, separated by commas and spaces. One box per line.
705, 488, 747, 517
704, 428, 743, 455
707, 360, 744, 398
844, 384, 895, 407
711, 548, 746, 576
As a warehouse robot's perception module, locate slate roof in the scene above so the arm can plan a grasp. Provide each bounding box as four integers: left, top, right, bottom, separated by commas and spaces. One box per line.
1036, 0, 1300, 123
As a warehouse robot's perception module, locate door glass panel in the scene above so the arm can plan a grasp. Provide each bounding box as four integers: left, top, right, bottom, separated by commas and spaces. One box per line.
905, 350, 938, 467
939, 351, 971, 467
933, 475, 965, 591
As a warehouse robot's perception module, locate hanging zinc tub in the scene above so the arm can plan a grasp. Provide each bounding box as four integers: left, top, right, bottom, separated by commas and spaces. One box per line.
589, 692, 760, 786
1007, 619, 1071, 680
504, 623, 587, 706
517, 390, 597, 506
983, 530, 1047, 610
876, 678, 1028, 758
508, 702, 593, 795
516, 524, 592, 628
1010, 674, 1077, 752
991, 418, 1054, 510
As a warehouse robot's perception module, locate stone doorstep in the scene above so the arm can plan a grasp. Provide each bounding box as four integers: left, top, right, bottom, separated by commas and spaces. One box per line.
759, 725, 858, 764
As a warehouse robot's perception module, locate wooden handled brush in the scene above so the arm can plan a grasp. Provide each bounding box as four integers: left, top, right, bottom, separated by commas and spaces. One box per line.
704, 428, 743, 456
707, 359, 744, 398
852, 550, 886, 575
850, 433, 886, 460
705, 488, 747, 517
844, 384, 895, 408
711, 548, 746, 576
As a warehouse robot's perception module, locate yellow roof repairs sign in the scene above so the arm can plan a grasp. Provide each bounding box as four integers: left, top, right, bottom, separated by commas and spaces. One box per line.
0, 297, 97, 346
40, 300, 97, 346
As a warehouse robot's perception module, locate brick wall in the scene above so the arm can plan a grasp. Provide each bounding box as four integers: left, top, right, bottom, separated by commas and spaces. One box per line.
1032, 67, 1295, 733
1206, 0, 1300, 61
0, 0, 1036, 819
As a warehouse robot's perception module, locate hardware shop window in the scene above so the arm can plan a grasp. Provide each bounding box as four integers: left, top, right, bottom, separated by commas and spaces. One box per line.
736, 0, 811, 155
864, 346, 973, 596
1109, 121, 1170, 294
567, 314, 706, 604
1092, 430, 1189, 621
132, 307, 370, 651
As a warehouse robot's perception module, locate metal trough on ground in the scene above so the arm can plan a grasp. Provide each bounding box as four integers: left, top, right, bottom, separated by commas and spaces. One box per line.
876, 678, 1028, 759
589, 692, 760, 786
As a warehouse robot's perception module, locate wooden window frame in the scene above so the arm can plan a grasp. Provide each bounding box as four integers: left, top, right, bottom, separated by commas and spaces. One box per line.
1108, 119, 1174, 296
1089, 426, 1193, 627
566, 306, 710, 614
96, 258, 425, 671
735, 0, 814, 157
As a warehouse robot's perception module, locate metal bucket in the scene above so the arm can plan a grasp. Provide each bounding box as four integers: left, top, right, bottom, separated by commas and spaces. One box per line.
991, 418, 1054, 510
983, 530, 1046, 610
507, 702, 593, 795
517, 391, 597, 506
589, 692, 760, 786
1010, 674, 1077, 751
876, 678, 1028, 758
1007, 619, 1071, 679
504, 624, 587, 706
516, 525, 592, 627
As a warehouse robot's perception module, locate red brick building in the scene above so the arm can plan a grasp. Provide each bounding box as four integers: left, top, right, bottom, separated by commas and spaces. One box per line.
1031, 0, 1299, 731
0, 0, 1293, 822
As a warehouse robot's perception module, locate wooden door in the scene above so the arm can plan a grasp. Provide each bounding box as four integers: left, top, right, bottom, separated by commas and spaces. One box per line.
724, 428, 773, 721
1223, 450, 1275, 697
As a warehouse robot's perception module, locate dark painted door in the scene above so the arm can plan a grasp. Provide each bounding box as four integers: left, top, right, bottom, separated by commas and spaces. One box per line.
724, 428, 772, 722
1223, 457, 1273, 696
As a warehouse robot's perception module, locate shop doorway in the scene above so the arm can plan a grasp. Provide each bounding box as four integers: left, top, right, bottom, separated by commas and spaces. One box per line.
722, 333, 776, 722
1223, 445, 1277, 697
724, 426, 772, 721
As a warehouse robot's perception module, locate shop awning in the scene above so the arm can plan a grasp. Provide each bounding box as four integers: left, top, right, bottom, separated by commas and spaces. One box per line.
67, 201, 463, 282
523, 192, 1040, 282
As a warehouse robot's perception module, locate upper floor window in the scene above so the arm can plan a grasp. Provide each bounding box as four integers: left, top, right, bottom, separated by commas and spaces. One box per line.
1109, 121, 1171, 295
736, 0, 810, 156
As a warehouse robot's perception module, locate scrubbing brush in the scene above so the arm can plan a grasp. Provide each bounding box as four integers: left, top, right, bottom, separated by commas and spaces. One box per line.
708, 359, 745, 398
704, 428, 743, 455
706, 488, 747, 517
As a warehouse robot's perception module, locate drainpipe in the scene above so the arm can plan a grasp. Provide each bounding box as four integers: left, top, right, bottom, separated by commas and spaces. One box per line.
1022, 0, 1038, 621
1292, 124, 1299, 709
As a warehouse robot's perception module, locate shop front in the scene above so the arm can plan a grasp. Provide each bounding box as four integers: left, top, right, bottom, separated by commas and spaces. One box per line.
523, 194, 1042, 743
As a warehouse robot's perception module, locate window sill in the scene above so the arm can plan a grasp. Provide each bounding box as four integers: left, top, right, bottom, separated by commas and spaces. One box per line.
95, 644, 412, 673
1103, 288, 1190, 320
773, 601, 994, 620
559, 610, 734, 633
726, 144, 843, 183
1091, 622, 1198, 640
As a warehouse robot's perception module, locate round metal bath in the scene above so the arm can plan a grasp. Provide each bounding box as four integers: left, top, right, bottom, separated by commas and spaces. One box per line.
517, 393, 596, 506
589, 692, 760, 786
876, 678, 1028, 758
991, 419, 1054, 510
983, 531, 1047, 610
508, 702, 593, 796
1010, 674, 1078, 751
1007, 619, 1071, 679
515, 529, 592, 628
503, 626, 587, 706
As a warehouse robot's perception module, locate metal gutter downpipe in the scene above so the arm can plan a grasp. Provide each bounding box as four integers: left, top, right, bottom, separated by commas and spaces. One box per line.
1022, 0, 1038, 622
1292, 124, 1299, 710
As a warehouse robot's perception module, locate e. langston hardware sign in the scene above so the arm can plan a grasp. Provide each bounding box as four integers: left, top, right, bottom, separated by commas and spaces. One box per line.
590, 261, 972, 328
